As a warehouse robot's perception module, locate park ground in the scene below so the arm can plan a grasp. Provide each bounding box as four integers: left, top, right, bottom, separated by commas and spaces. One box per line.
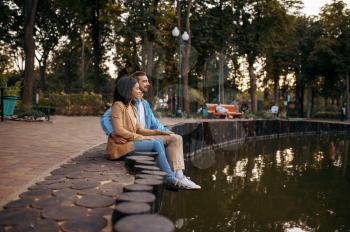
0, 116, 198, 208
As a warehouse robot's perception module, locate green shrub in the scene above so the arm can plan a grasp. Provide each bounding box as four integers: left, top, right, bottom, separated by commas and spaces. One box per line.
242, 112, 257, 119
15, 107, 46, 119
313, 111, 340, 119
38, 92, 104, 115
4, 81, 21, 96
255, 111, 276, 119
0, 75, 8, 88
48, 93, 70, 107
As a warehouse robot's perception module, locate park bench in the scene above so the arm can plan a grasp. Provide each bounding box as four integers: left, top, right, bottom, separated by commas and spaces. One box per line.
206, 103, 242, 118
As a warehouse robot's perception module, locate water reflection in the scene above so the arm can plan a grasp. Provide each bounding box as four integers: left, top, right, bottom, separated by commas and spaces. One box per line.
250, 155, 265, 182
161, 135, 350, 232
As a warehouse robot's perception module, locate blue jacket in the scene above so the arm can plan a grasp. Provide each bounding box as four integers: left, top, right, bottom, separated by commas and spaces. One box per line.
100, 99, 170, 135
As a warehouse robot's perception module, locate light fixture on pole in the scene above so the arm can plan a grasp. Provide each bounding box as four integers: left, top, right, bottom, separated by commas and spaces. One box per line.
172, 26, 189, 117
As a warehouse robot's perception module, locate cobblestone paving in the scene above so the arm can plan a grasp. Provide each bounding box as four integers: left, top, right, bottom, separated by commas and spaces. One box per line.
0, 116, 191, 208
0, 144, 133, 232
0, 116, 106, 208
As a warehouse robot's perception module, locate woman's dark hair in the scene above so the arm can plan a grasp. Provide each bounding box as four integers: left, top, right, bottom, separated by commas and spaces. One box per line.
113, 76, 138, 105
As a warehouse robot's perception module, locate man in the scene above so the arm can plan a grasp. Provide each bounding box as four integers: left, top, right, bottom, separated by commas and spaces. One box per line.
101, 71, 201, 190
216, 102, 228, 114
216, 102, 229, 119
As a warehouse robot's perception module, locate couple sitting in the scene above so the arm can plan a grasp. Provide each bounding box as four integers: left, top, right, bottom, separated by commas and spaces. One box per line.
101, 71, 201, 190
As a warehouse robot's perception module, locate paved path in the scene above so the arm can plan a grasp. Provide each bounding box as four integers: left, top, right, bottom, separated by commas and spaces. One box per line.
0, 116, 190, 208
1, 116, 345, 208
0, 116, 108, 208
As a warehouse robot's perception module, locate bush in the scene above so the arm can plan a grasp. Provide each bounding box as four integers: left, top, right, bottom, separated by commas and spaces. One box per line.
4, 81, 21, 96
47, 93, 69, 107
242, 112, 257, 119
15, 107, 46, 119
38, 92, 104, 115
313, 111, 340, 120
255, 111, 276, 119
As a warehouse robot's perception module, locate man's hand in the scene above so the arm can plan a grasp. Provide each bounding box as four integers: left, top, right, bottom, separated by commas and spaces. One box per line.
155, 130, 172, 136
110, 133, 127, 144
142, 136, 154, 140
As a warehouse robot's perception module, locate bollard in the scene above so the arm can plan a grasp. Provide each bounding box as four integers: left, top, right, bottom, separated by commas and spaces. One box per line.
134, 178, 164, 213
116, 192, 156, 213
133, 165, 160, 173
135, 174, 164, 181
135, 160, 156, 166
133, 151, 158, 157
125, 156, 154, 171
141, 170, 168, 177
123, 184, 153, 193
114, 214, 175, 232
112, 202, 151, 225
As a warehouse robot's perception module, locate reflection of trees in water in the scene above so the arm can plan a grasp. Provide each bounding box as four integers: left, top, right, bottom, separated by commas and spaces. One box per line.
215, 135, 350, 231
161, 135, 350, 232
238, 136, 347, 230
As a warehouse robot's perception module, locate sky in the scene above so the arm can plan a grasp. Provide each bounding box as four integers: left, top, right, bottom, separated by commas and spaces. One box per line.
302, 0, 350, 15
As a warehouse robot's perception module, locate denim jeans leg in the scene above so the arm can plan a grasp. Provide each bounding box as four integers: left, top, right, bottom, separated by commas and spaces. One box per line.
134, 139, 176, 184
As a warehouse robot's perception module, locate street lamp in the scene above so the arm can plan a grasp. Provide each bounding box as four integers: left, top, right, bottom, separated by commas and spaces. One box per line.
172, 26, 189, 117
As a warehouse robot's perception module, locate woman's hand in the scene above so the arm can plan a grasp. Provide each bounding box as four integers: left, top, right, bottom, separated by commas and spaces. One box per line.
110, 133, 128, 144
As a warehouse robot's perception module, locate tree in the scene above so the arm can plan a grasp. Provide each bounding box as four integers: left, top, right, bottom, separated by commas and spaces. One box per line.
264, 4, 295, 107
34, 0, 65, 92
234, 0, 290, 113
23, 0, 39, 107
319, 0, 350, 119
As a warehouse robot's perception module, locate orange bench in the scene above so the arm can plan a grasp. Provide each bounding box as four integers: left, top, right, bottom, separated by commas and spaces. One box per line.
206, 103, 242, 118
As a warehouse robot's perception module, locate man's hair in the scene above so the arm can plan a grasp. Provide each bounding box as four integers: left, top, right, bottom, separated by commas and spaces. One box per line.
113, 75, 138, 105
130, 71, 147, 81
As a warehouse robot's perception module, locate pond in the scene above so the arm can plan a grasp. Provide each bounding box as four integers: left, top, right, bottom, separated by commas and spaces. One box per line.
160, 135, 350, 231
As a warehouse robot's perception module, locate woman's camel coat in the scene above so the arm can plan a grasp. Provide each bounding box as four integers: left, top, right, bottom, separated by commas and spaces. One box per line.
106, 101, 160, 160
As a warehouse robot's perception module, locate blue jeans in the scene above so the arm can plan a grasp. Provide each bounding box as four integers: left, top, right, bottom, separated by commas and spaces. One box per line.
134, 139, 176, 184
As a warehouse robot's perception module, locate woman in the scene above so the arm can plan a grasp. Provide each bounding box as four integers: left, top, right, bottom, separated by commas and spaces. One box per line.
106, 76, 177, 185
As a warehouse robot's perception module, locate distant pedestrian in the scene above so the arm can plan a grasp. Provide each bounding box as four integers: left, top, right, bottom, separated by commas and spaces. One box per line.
197, 103, 208, 118
340, 104, 346, 121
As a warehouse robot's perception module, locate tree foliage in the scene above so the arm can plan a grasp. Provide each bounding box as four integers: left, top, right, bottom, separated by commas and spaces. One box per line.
1, 0, 350, 115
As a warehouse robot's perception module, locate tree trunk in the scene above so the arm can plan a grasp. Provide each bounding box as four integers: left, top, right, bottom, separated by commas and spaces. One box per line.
141, 38, 146, 70
23, 0, 39, 107
248, 59, 257, 113
35, 51, 48, 93
203, 58, 208, 102
91, 0, 101, 84
39, 58, 47, 92
168, 86, 175, 113
145, 39, 154, 80
273, 75, 279, 106
80, 27, 85, 90
343, 139, 349, 177
218, 51, 225, 103
310, 88, 314, 117
182, 0, 192, 114
300, 85, 304, 117
306, 85, 312, 118
296, 69, 304, 118
346, 71, 349, 120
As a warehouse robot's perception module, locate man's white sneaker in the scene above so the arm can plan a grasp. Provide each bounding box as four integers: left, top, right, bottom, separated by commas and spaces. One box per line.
175, 177, 201, 190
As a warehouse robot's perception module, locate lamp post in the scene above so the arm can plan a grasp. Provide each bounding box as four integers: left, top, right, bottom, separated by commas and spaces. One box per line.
172, 26, 189, 117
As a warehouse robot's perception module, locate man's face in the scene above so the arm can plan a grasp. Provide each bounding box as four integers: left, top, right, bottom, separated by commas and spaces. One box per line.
137, 75, 150, 93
